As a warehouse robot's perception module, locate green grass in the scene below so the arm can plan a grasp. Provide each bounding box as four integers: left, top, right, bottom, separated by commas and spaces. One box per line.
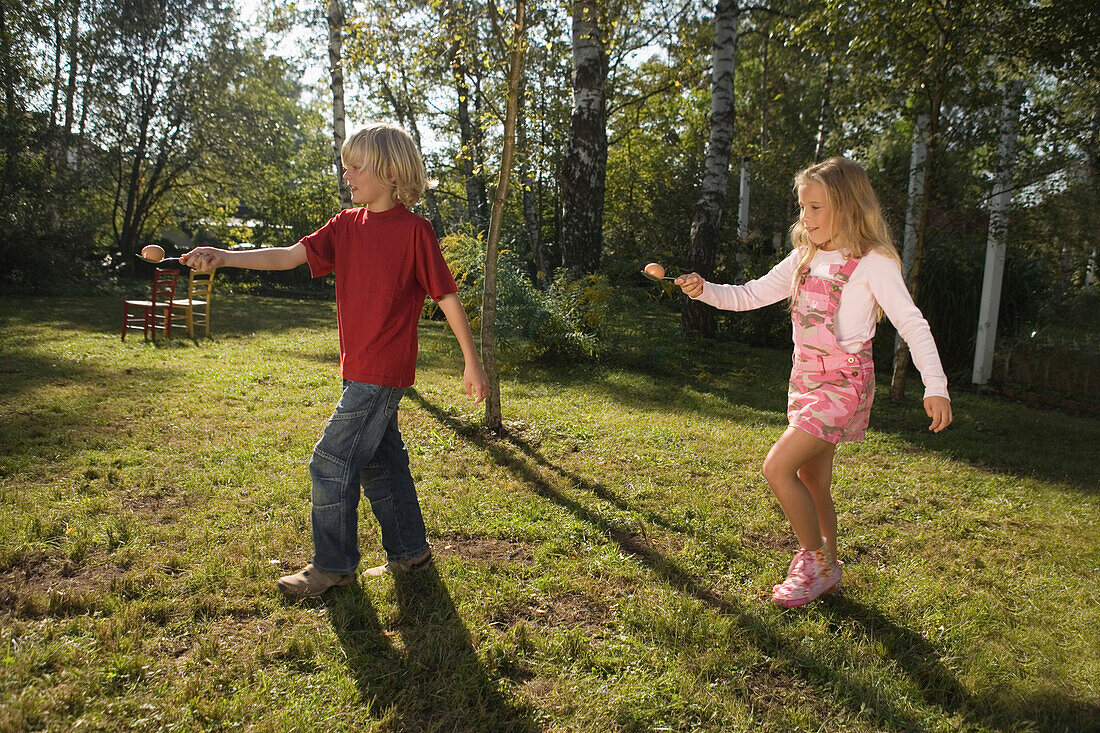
1, 293, 1098, 732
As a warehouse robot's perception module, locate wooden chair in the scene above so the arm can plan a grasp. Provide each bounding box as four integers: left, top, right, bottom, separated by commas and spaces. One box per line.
122, 267, 180, 340
171, 268, 216, 339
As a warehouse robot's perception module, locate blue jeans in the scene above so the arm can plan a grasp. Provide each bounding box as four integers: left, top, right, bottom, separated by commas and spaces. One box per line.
308, 380, 430, 575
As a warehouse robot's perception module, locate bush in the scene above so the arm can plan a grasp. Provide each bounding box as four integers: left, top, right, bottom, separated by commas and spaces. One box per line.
439, 231, 609, 363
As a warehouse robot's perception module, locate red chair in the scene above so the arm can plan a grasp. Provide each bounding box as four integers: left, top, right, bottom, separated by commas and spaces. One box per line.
122, 267, 180, 340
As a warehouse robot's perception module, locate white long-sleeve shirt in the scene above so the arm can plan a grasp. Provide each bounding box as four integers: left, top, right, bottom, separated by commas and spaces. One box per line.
694, 248, 949, 400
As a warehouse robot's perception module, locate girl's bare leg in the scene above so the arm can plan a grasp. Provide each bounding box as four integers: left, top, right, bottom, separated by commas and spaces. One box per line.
797, 444, 837, 557
762, 427, 835, 551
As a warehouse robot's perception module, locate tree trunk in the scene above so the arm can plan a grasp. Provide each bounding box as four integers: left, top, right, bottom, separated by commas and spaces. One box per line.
482, 0, 526, 432
682, 0, 739, 337
61, 0, 80, 167
0, 1, 20, 197
471, 70, 490, 228
890, 79, 942, 399
973, 80, 1022, 384
814, 57, 832, 160
445, 0, 488, 232
737, 156, 749, 241
560, 0, 608, 275
517, 69, 549, 287
1086, 84, 1099, 287
327, 0, 352, 209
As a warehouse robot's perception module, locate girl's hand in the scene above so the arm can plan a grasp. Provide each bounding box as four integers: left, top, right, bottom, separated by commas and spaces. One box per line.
674, 272, 705, 298
923, 396, 953, 432
180, 247, 226, 273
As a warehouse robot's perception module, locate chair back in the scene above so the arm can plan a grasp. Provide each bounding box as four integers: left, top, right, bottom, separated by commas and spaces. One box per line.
188, 269, 215, 301
152, 268, 180, 307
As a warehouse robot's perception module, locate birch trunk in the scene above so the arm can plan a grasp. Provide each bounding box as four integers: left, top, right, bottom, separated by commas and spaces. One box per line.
560, 0, 607, 275
682, 0, 738, 337
973, 80, 1022, 384
482, 0, 526, 431
1086, 88, 1099, 287
737, 156, 749, 241
327, 0, 351, 209
890, 81, 941, 399
814, 58, 832, 160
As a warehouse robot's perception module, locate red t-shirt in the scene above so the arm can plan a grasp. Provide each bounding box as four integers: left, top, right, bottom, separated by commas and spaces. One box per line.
299, 205, 457, 388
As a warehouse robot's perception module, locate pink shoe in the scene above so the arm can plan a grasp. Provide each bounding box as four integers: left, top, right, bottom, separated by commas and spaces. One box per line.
772, 545, 841, 608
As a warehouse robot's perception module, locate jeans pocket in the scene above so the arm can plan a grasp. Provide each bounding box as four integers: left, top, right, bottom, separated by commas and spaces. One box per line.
330, 381, 385, 421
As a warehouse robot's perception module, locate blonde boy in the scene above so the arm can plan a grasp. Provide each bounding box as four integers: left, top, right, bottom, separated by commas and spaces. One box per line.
183, 123, 489, 596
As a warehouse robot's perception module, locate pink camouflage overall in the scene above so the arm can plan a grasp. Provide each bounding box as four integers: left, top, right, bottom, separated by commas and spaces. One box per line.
773, 256, 870, 607
787, 257, 875, 444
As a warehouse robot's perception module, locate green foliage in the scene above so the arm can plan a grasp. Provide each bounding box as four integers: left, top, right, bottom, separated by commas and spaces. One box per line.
440, 231, 608, 362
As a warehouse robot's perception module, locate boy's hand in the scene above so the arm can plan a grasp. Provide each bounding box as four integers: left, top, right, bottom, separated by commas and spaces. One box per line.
180, 247, 225, 273
923, 396, 952, 432
674, 272, 705, 299
465, 363, 490, 404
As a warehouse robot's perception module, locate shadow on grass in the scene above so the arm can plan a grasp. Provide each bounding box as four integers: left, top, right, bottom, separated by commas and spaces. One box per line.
408, 390, 1095, 733
507, 336, 1100, 494
325, 567, 537, 732
817, 596, 1100, 732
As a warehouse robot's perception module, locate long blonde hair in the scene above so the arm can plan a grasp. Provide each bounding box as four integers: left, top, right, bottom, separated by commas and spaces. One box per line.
341, 123, 429, 206
789, 157, 902, 317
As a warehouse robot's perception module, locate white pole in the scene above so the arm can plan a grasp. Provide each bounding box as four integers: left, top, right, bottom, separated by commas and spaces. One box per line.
973, 81, 1023, 385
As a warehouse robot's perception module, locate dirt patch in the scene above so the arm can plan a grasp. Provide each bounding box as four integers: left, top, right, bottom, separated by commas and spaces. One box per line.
734, 663, 844, 723
126, 492, 190, 525
490, 591, 614, 633
434, 532, 539, 566
0, 553, 122, 618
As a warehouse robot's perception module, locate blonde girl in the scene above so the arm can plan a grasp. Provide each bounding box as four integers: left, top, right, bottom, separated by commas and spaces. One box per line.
676, 157, 952, 607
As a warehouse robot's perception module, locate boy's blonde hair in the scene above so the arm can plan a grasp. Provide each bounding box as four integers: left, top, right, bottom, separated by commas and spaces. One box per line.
341, 123, 429, 206
789, 156, 902, 318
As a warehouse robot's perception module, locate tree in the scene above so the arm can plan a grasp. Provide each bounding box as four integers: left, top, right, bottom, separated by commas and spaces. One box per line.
327, 0, 352, 208
87, 0, 234, 266
560, 0, 608, 275
481, 0, 527, 431
682, 0, 739, 337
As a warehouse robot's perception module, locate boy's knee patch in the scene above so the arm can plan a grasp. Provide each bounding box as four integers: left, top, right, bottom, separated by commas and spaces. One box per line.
310, 449, 346, 507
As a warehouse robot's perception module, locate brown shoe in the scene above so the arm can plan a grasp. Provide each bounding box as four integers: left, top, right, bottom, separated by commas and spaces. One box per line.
363, 549, 433, 577
277, 564, 355, 596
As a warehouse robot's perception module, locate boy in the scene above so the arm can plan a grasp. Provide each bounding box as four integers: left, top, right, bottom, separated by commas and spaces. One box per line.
182, 123, 489, 596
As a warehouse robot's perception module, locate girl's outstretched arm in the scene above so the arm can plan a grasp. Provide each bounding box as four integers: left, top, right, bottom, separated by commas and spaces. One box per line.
675, 272, 706, 298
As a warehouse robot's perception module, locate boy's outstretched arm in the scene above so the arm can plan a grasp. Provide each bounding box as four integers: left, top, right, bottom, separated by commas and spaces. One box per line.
181, 243, 308, 272
436, 293, 489, 403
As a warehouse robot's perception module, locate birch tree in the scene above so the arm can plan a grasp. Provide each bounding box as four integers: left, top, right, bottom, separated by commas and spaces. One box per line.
560, 0, 608, 275
682, 0, 739, 337
327, 0, 351, 208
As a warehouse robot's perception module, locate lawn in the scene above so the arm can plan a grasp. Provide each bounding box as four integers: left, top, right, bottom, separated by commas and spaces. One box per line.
1, 293, 1098, 732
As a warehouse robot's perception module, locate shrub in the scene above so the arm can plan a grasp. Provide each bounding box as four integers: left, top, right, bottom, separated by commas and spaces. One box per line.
438, 231, 608, 362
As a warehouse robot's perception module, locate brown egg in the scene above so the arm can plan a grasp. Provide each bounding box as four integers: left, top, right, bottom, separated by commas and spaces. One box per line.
141, 244, 165, 262
644, 262, 665, 279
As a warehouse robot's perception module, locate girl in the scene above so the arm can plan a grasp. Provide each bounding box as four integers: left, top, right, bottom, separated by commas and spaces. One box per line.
675, 157, 952, 608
